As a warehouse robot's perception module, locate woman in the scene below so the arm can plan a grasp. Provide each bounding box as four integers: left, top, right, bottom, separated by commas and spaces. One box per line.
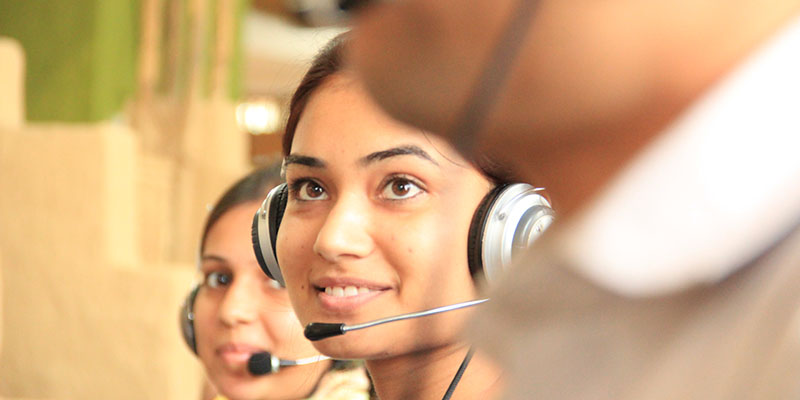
270, 34, 535, 400
182, 164, 371, 400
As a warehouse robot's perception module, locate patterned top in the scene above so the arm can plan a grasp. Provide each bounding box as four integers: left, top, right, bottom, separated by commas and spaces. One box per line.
211, 366, 371, 400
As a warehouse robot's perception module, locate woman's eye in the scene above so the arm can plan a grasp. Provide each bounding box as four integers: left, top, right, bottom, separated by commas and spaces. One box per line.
381, 177, 423, 200
205, 271, 232, 288
293, 180, 328, 201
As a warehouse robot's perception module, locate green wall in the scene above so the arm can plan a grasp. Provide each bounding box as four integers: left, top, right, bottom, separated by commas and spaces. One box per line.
0, 0, 139, 122
0, 0, 246, 123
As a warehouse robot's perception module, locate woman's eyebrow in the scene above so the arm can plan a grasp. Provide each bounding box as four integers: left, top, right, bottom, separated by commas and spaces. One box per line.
200, 254, 227, 264
361, 145, 439, 166
283, 154, 326, 168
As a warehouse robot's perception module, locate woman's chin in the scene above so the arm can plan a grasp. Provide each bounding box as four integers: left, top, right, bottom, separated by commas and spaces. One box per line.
216, 381, 263, 400
218, 380, 301, 400
312, 335, 385, 360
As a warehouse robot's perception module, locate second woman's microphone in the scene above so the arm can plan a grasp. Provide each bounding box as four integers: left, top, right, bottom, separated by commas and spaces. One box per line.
247, 352, 331, 375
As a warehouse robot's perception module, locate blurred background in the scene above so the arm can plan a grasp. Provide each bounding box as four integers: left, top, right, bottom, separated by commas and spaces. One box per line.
0, 1, 342, 398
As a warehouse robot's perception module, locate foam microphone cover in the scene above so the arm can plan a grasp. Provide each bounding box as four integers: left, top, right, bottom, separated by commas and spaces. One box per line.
247, 352, 274, 375
304, 322, 346, 341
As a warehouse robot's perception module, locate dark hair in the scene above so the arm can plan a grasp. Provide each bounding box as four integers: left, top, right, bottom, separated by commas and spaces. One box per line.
200, 163, 283, 253
282, 33, 513, 183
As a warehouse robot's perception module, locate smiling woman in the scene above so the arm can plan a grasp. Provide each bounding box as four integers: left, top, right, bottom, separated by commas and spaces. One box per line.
180, 164, 371, 400
260, 33, 527, 400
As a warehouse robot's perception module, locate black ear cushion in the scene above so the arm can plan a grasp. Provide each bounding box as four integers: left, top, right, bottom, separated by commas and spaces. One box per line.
179, 285, 200, 355
268, 184, 289, 264
251, 184, 289, 283
467, 184, 509, 282
251, 211, 271, 280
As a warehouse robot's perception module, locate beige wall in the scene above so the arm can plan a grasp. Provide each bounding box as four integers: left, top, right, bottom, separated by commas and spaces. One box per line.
0, 37, 248, 399
0, 248, 3, 360
0, 38, 23, 130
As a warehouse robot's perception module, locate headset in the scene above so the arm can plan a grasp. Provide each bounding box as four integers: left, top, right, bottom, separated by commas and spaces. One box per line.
251, 182, 554, 288
179, 285, 200, 354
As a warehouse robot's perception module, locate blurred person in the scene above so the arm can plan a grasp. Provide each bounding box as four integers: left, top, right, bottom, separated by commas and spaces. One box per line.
343, 0, 800, 399
252, 34, 554, 400
180, 164, 371, 400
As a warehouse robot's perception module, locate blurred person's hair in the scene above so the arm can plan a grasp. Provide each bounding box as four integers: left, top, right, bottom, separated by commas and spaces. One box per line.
200, 163, 283, 253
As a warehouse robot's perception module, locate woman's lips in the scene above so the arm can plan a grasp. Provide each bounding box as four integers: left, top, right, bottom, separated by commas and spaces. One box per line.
216, 343, 264, 365
312, 277, 391, 314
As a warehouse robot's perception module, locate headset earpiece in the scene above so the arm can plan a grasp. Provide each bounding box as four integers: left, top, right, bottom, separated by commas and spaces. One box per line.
251, 183, 289, 287
179, 285, 200, 354
468, 183, 554, 285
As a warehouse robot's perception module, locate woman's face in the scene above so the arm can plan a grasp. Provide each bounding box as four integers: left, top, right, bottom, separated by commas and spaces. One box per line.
194, 201, 329, 400
278, 75, 494, 360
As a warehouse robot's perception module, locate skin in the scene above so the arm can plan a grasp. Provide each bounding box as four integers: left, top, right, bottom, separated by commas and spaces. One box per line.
349, 0, 800, 216
194, 201, 331, 400
277, 74, 503, 399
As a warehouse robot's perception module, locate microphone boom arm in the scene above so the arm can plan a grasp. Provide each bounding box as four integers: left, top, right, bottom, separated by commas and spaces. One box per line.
284, 355, 331, 366
345, 298, 489, 333
304, 298, 489, 341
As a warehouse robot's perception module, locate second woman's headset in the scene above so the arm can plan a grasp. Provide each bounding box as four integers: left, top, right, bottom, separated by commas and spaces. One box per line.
251, 182, 554, 287
179, 285, 200, 354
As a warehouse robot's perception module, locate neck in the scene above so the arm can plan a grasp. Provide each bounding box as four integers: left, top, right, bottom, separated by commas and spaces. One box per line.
365, 342, 503, 400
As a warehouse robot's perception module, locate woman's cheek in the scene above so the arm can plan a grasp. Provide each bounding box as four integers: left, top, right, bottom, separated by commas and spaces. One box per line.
277, 223, 300, 275
277, 231, 312, 324
193, 298, 218, 361
270, 309, 303, 344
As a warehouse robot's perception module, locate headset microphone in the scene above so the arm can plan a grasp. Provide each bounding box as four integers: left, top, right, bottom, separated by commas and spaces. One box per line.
304, 298, 489, 341
247, 352, 331, 375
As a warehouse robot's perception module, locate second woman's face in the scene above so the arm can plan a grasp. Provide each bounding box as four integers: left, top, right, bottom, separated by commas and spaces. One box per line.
194, 201, 328, 400
278, 75, 494, 360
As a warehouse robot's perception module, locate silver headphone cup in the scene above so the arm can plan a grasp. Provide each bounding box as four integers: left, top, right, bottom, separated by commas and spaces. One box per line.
481, 184, 553, 284
257, 186, 286, 286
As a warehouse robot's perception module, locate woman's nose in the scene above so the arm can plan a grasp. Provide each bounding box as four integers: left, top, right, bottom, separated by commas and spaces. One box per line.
313, 195, 374, 263
218, 279, 259, 327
